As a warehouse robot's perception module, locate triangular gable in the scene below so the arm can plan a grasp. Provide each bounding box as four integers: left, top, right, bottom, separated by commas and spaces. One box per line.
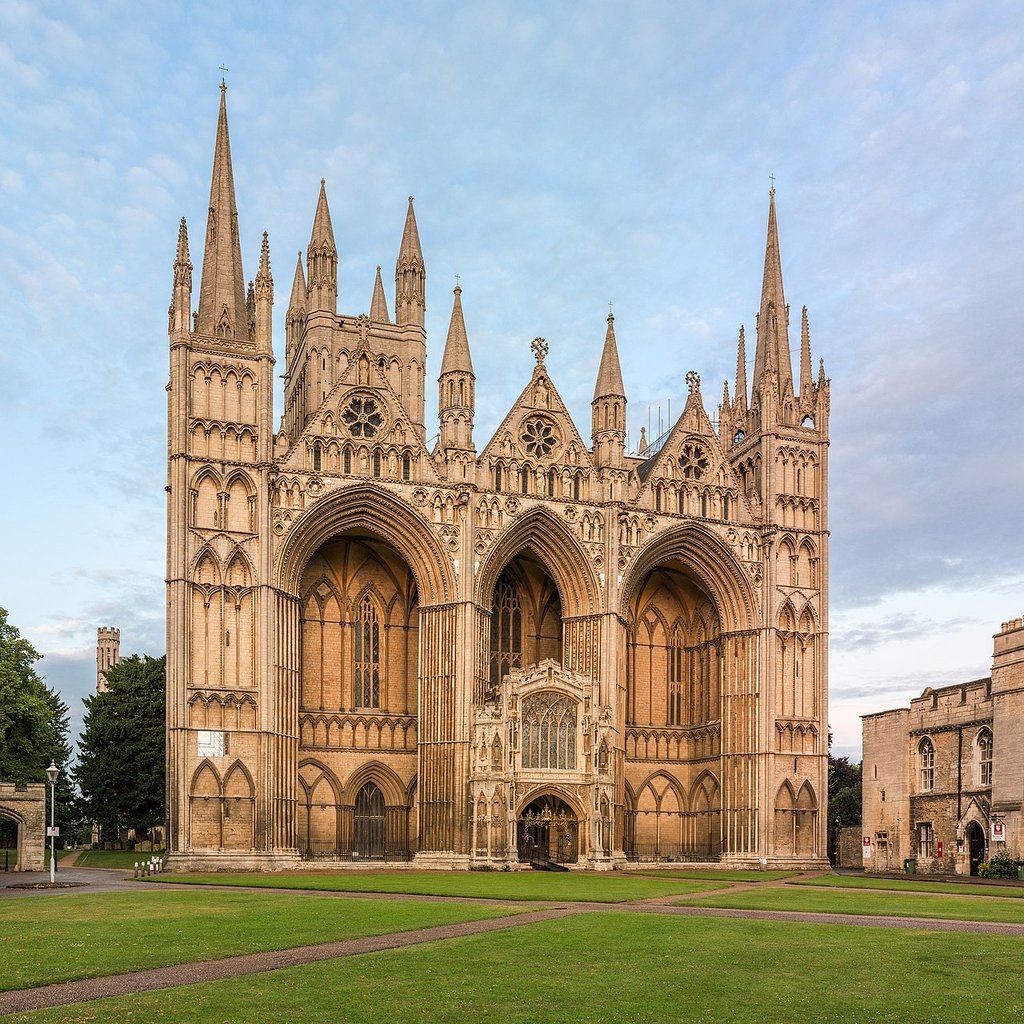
479, 358, 593, 472
632, 377, 753, 520
279, 340, 439, 482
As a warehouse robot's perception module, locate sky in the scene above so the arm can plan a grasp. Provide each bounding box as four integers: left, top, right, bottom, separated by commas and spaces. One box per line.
1, 1, 1021, 762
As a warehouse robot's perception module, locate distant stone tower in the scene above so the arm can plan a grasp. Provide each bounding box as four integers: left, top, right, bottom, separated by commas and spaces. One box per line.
96, 627, 121, 693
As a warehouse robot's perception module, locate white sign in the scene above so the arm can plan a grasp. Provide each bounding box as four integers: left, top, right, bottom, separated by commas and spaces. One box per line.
862, 836, 872, 859
46, 826, 59, 837
992, 819, 1005, 842
197, 730, 225, 757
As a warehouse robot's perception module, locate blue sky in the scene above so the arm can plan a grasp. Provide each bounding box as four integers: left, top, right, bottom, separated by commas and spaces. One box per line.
1, 1, 1021, 760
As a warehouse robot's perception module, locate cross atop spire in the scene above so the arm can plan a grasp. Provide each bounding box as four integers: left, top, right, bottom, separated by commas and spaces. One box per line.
196, 83, 246, 340
440, 283, 473, 376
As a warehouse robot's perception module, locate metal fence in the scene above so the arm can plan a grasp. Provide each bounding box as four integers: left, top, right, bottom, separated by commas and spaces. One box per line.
299, 841, 413, 863
624, 843, 718, 863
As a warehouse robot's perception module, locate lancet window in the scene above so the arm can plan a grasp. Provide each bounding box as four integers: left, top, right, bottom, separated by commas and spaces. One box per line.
354, 596, 381, 708
521, 692, 576, 770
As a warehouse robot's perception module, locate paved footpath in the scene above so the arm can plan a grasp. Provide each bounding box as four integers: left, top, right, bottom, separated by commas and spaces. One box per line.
4, 869, 1024, 1016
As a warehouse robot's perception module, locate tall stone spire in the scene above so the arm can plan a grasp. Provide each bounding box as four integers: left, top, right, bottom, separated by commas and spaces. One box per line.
196, 82, 247, 340
438, 284, 475, 452
593, 312, 626, 402
307, 180, 338, 313
799, 304, 813, 402
752, 188, 794, 396
395, 196, 425, 327
592, 312, 626, 468
370, 266, 390, 323
734, 324, 749, 416
169, 217, 192, 336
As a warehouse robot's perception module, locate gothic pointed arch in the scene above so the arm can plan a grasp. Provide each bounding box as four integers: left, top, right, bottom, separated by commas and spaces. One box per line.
477, 506, 598, 618
341, 760, 408, 807
620, 523, 756, 632
277, 484, 455, 604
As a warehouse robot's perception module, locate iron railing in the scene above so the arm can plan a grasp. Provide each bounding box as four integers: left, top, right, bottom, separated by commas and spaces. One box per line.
299, 841, 412, 863
624, 843, 718, 863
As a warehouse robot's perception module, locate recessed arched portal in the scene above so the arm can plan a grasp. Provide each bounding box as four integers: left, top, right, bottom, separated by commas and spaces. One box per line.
967, 820, 986, 876
517, 793, 579, 865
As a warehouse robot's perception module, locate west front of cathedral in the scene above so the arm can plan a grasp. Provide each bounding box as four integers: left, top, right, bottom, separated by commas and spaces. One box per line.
166, 86, 831, 870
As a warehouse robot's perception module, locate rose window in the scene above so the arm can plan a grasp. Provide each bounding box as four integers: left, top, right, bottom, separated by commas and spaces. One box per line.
520, 417, 558, 458
678, 442, 710, 480
342, 396, 385, 439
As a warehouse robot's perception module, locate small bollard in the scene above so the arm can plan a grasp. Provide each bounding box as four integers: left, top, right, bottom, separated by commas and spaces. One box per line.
134, 862, 139, 879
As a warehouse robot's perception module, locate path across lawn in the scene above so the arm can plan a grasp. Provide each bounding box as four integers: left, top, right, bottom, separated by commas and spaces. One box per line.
153, 870, 721, 902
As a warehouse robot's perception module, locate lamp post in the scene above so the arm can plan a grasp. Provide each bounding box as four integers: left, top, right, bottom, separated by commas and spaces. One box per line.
46, 761, 59, 884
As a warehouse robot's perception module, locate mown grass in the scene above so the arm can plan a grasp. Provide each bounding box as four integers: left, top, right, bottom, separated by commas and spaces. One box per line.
72, 849, 164, 869
689, 884, 1024, 923
153, 869, 720, 902
11, 911, 1024, 1023
791, 873, 1024, 898
0, 889, 514, 992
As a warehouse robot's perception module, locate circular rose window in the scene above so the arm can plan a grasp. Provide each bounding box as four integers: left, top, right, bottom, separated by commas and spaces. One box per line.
342, 396, 385, 439
679, 441, 710, 480
520, 417, 558, 458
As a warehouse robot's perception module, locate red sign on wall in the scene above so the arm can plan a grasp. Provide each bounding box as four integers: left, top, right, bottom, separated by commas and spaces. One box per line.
937, 841, 943, 857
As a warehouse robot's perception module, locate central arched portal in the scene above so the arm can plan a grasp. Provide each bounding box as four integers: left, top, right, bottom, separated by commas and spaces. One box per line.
517, 794, 579, 865
296, 532, 419, 861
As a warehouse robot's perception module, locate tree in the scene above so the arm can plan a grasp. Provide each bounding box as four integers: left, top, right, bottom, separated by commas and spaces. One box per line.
0, 608, 83, 845
828, 754, 862, 828
77, 655, 166, 840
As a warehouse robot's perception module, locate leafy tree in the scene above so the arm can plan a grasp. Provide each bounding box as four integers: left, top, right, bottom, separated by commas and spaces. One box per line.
828, 754, 862, 828
0, 608, 82, 845
76, 655, 166, 839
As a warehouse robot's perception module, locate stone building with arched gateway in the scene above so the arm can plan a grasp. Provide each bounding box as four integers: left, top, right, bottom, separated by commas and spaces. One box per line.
165, 85, 831, 871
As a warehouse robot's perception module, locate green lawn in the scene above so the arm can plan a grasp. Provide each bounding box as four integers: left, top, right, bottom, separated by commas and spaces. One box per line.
11, 912, 1024, 1023
73, 849, 164, 869
638, 868, 795, 882
0, 890, 514, 993
689, 885, 1024, 924
154, 870, 719, 903
792, 873, 1024, 898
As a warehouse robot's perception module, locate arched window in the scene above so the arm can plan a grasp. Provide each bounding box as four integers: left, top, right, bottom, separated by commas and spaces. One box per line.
521, 692, 576, 769
402, 452, 411, 481
521, 466, 530, 495
978, 729, 993, 787
655, 486, 662, 512
700, 492, 708, 517
353, 782, 385, 858
668, 625, 684, 726
573, 474, 581, 501
312, 443, 322, 472
343, 447, 352, 474
547, 468, 556, 497
919, 737, 935, 791
354, 596, 381, 708
489, 573, 522, 687
494, 464, 502, 491
372, 451, 381, 477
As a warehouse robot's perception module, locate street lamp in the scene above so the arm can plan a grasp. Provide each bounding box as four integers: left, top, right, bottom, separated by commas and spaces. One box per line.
46, 761, 59, 884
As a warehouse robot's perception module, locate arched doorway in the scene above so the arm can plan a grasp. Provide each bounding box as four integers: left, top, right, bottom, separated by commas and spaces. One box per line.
517, 794, 579, 865
0, 810, 22, 871
967, 821, 986, 876
353, 782, 386, 859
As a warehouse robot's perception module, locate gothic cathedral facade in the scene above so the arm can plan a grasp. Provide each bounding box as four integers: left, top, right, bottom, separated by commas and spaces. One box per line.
166, 87, 831, 870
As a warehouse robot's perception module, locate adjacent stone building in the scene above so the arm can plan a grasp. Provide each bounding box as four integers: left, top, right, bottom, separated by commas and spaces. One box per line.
165, 85, 831, 871
862, 615, 1024, 874
96, 626, 120, 693
0, 783, 46, 872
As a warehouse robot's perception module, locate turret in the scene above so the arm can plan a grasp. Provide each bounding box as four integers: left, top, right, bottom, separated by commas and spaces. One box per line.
285, 252, 306, 366
307, 180, 337, 314
169, 217, 192, 338
591, 312, 626, 468
438, 284, 475, 453
370, 266, 390, 323
254, 231, 273, 354
395, 196, 425, 327
196, 82, 247, 342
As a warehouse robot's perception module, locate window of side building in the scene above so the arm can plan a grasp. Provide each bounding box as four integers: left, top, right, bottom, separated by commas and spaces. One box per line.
917, 822, 934, 858
918, 737, 935, 791
978, 728, 993, 788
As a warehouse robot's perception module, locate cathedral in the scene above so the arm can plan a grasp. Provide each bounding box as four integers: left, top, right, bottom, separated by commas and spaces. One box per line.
166, 85, 830, 870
